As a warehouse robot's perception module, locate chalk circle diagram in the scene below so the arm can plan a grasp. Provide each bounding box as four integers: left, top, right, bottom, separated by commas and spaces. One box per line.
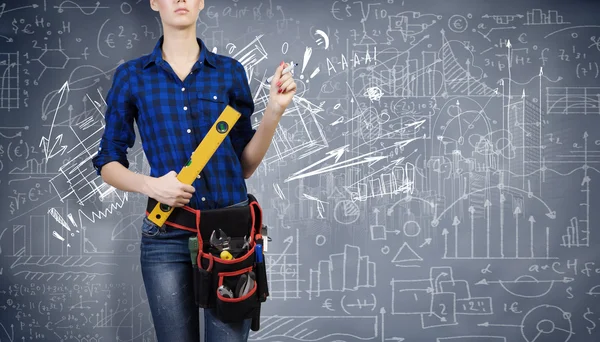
357, 105, 382, 146
403, 220, 421, 237
334, 200, 360, 224
499, 275, 558, 298
448, 14, 468, 33
521, 305, 574, 342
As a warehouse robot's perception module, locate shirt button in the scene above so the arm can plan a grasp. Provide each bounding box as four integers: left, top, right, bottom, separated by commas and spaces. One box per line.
201, 197, 206, 201
196, 174, 201, 179
213, 95, 217, 100
187, 129, 191, 133
181, 87, 185, 91
183, 106, 188, 110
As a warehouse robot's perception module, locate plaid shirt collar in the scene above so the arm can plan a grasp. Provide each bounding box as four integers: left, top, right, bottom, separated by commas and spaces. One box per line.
142, 35, 217, 69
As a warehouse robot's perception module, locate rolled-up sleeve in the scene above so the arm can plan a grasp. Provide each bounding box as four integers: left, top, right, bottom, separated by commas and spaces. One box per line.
229, 61, 256, 161
92, 63, 137, 176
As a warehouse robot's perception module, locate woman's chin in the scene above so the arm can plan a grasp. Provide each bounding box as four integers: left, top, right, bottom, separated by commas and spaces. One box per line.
164, 18, 197, 30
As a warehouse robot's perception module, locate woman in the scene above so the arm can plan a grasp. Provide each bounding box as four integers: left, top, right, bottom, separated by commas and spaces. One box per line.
91, 0, 296, 340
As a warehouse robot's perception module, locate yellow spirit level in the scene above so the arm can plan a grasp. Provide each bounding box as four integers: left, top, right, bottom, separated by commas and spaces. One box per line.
147, 105, 241, 227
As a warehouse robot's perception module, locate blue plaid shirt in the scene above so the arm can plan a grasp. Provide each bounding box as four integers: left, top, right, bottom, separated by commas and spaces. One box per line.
92, 36, 256, 209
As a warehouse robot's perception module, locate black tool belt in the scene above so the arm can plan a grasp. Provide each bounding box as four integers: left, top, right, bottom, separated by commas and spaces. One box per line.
144, 193, 269, 331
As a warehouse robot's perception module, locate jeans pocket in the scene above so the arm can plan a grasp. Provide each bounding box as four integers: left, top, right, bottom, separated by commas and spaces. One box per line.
141, 216, 161, 237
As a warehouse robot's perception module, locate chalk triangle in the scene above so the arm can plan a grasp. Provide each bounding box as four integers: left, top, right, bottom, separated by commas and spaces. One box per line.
391, 242, 423, 263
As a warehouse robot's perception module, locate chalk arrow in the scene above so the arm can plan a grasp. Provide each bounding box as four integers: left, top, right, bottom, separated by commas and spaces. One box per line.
285, 149, 386, 182
40, 81, 70, 160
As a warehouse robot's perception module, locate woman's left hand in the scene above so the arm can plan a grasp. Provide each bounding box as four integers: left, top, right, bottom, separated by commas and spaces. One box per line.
268, 61, 297, 116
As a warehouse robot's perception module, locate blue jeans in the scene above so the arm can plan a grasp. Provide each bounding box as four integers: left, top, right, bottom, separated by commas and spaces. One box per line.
140, 199, 251, 342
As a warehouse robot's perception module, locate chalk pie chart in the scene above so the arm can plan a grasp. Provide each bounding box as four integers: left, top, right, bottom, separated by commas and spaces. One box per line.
521, 304, 574, 342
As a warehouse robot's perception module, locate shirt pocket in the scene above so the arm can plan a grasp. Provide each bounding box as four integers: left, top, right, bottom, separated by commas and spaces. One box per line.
194, 92, 228, 129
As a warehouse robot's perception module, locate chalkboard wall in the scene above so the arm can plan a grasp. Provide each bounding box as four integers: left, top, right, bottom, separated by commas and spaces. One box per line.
1, 0, 600, 341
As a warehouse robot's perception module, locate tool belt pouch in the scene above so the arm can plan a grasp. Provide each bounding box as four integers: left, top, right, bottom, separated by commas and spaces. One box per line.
193, 194, 268, 323
193, 266, 212, 308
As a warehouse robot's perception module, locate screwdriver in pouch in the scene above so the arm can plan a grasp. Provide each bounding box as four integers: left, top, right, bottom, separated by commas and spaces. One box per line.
188, 237, 199, 267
